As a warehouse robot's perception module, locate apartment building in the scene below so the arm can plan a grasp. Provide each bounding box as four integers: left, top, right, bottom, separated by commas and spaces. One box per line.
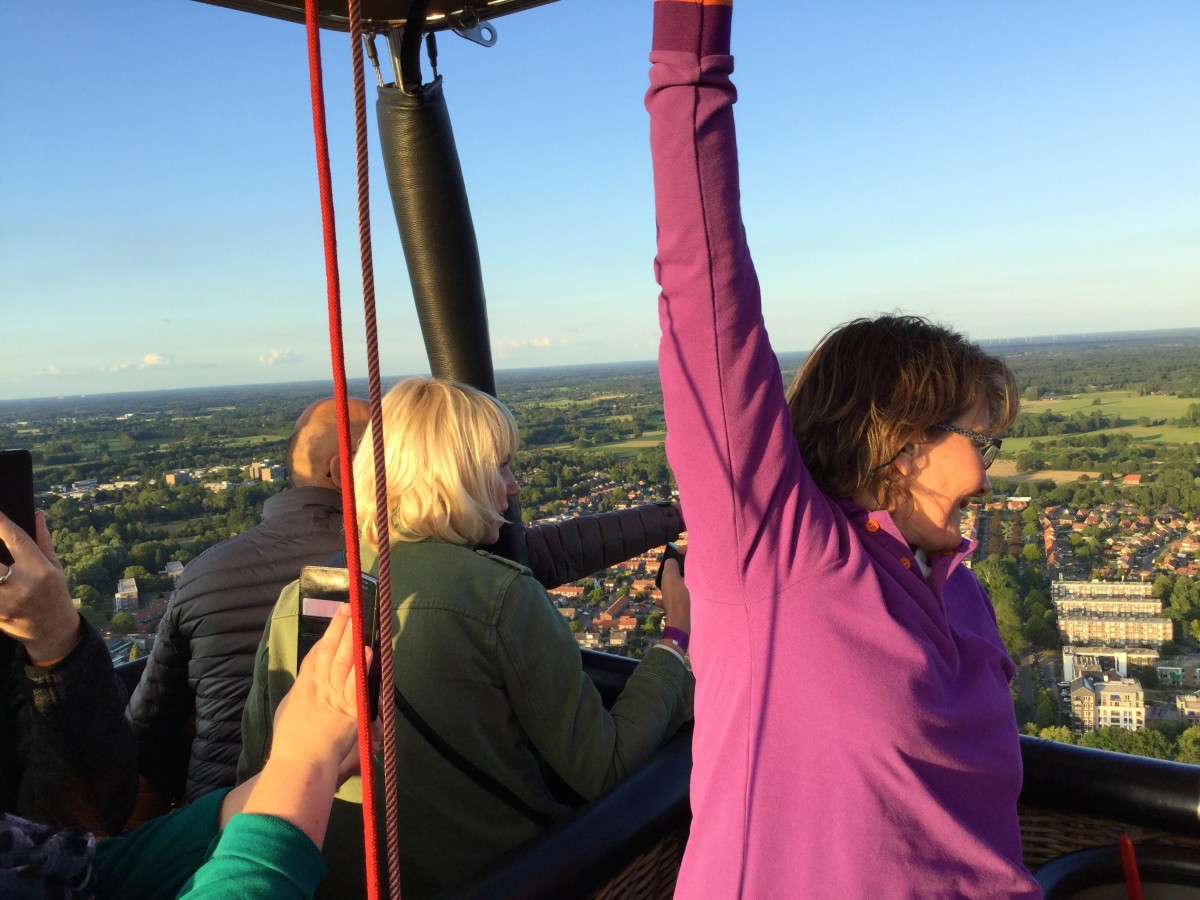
1177, 692, 1200, 724
1158, 658, 1200, 689
1069, 678, 1096, 731
1058, 614, 1172, 647
1062, 646, 1159, 682
1052, 596, 1162, 617
1095, 675, 1146, 731
1052, 580, 1154, 601
114, 577, 139, 613
1070, 674, 1146, 732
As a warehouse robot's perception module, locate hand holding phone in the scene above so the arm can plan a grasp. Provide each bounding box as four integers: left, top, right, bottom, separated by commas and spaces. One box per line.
297, 566, 382, 719
271, 604, 370, 792
0, 510, 81, 663
654, 542, 685, 592
653, 542, 691, 637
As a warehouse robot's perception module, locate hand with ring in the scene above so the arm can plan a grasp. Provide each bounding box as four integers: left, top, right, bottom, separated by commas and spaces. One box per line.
0, 511, 81, 663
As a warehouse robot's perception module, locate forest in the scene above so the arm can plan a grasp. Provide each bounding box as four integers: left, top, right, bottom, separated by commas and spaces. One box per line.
999, 332, 1200, 398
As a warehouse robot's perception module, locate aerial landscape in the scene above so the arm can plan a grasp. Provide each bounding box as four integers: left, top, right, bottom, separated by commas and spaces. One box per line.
1, 0, 1198, 892
2, 328, 1199, 767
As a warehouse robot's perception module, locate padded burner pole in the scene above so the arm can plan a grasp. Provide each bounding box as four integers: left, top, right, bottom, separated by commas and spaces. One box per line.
375, 20, 527, 563
376, 80, 495, 395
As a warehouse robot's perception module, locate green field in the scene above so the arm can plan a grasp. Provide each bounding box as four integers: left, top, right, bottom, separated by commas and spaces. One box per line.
224, 434, 290, 447
570, 431, 667, 459
591, 442, 663, 459
1002, 426, 1200, 455
1023, 390, 1195, 420
1004, 390, 1200, 452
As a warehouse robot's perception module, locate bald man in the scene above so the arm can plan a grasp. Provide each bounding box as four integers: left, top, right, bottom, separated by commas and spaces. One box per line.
127, 397, 370, 803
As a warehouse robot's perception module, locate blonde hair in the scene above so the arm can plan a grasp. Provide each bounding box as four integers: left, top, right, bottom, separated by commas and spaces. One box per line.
353, 377, 520, 549
786, 315, 1019, 513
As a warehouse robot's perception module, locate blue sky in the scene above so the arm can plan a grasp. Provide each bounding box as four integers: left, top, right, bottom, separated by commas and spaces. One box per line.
2, 1, 1197, 400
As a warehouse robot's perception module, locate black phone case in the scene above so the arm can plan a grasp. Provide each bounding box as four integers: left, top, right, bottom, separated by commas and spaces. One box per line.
297, 565, 382, 718
0, 449, 36, 566
655, 542, 685, 591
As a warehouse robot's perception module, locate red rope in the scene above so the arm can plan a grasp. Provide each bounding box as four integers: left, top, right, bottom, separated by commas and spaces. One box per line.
302, 3, 381, 898
344, 0, 404, 896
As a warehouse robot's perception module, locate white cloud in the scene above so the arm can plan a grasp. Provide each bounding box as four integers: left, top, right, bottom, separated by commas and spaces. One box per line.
493, 337, 561, 359
259, 348, 301, 366
31, 357, 169, 378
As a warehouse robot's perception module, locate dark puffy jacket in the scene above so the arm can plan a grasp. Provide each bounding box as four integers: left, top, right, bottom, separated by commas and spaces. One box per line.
128, 487, 347, 802
128, 493, 681, 802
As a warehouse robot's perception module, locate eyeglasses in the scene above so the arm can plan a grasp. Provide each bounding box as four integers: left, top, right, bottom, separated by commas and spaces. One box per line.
933, 424, 1002, 469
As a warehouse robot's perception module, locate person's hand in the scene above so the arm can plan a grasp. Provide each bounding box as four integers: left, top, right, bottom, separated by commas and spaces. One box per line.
334, 716, 383, 785
657, 549, 691, 637
270, 604, 369, 786
0, 511, 81, 663
233, 604, 374, 848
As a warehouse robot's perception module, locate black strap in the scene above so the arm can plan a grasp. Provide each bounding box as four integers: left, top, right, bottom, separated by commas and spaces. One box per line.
392, 685, 553, 828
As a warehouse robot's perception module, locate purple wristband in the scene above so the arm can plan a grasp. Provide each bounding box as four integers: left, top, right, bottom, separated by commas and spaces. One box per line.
662, 625, 690, 652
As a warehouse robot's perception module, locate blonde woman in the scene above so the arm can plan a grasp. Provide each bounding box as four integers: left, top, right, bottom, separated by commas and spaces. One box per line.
239, 378, 693, 898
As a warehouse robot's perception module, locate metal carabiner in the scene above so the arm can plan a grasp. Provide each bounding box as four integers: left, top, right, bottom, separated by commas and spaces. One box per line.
451, 7, 497, 48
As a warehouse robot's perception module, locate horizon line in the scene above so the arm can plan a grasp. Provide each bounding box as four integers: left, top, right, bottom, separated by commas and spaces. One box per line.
5, 325, 1199, 406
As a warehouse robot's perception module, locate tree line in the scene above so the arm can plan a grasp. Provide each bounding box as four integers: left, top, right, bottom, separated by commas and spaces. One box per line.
1001, 336, 1200, 398
1023, 722, 1200, 765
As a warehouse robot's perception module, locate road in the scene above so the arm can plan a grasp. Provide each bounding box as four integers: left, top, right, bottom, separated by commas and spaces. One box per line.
1018, 650, 1065, 718
1017, 653, 1035, 708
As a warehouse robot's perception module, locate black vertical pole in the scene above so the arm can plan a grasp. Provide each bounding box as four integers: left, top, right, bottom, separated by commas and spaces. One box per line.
375, 72, 527, 564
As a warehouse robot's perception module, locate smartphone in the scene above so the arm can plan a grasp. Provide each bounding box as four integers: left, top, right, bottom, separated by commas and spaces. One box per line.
0, 449, 36, 567
654, 542, 685, 591
297, 565, 382, 718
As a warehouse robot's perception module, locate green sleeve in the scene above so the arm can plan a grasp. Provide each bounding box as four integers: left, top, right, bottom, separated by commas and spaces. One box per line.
93, 788, 228, 900
175, 814, 326, 900
495, 577, 694, 799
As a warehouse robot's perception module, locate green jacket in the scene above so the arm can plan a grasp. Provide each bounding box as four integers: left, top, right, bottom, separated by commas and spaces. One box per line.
238, 540, 693, 898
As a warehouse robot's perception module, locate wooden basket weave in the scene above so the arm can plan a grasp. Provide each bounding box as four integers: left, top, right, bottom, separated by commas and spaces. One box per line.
581, 806, 1200, 898
589, 827, 688, 900
1020, 802, 1200, 870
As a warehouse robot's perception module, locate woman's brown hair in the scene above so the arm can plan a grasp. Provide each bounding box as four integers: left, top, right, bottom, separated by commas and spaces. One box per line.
785, 315, 1018, 512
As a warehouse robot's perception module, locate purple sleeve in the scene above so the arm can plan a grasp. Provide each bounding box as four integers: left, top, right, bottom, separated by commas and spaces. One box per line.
647, 1, 841, 603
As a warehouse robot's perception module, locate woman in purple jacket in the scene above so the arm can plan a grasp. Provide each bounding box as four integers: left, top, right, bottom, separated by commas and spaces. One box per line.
646, 1, 1040, 896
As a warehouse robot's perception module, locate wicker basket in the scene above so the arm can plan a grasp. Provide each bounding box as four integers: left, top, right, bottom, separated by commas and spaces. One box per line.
583, 806, 1200, 897
1020, 802, 1200, 870
589, 827, 688, 900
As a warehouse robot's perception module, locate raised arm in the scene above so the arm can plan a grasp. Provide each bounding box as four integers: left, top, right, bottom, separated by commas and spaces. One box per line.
524, 501, 683, 589
647, 0, 804, 599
